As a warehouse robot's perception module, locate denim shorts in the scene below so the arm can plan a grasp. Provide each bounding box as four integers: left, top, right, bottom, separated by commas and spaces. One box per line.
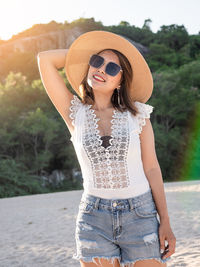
73, 189, 171, 266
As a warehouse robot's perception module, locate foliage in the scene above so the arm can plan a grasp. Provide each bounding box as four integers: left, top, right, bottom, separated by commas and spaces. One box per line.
178, 102, 200, 180
63, 17, 104, 32
156, 24, 189, 51
0, 72, 81, 198
149, 63, 200, 180
189, 35, 200, 59
104, 24, 155, 47
0, 158, 45, 197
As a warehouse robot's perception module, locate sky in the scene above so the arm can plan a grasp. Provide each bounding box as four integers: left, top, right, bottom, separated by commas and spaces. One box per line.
0, 0, 199, 41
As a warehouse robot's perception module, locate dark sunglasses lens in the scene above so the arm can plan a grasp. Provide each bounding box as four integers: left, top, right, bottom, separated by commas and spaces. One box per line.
106, 62, 121, 76
89, 55, 104, 68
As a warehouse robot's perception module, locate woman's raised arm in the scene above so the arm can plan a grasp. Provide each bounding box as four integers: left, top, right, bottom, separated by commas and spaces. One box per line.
37, 49, 75, 135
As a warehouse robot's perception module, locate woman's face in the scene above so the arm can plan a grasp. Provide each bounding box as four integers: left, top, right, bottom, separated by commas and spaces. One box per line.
87, 50, 123, 95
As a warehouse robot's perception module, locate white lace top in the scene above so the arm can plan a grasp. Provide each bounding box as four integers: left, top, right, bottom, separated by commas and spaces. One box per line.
69, 94, 154, 199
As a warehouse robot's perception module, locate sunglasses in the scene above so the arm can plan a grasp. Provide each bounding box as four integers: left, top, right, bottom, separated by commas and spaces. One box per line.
89, 54, 123, 77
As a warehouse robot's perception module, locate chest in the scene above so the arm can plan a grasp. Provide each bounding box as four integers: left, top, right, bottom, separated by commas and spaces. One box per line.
72, 104, 140, 155
83, 104, 130, 153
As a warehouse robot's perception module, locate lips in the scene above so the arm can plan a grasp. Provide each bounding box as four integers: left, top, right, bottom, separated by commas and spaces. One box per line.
93, 74, 105, 82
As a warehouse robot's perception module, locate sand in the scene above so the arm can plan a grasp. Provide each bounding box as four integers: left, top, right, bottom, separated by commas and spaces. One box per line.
0, 180, 199, 267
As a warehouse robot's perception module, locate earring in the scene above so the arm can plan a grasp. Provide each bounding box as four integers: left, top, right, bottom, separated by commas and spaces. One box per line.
117, 86, 121, 107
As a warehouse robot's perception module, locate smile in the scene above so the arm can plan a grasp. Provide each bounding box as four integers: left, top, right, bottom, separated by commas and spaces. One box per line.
93, 75, 105, 82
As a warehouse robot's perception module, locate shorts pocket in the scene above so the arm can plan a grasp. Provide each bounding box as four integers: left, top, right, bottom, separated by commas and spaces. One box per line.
134, 201, 157, 218
79, 201, 94, 214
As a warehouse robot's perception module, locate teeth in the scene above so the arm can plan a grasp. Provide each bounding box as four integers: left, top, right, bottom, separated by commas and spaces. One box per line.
93, 75, 104, 81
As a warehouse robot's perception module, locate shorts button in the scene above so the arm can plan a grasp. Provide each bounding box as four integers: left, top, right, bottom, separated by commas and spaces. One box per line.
113, 202, 117, 207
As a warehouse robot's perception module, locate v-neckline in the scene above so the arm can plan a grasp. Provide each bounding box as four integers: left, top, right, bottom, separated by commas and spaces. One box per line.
87, 104, 117, 151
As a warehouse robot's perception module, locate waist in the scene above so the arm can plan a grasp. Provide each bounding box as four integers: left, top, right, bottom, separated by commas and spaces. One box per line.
81, 188, 154, 211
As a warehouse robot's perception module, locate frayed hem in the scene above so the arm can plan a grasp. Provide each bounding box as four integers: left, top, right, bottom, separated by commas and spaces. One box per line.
72, 254, 121, 266
120, 256, 171, 267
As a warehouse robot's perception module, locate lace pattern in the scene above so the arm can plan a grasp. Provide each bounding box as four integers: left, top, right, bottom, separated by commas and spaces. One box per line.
134, 101, 154, 134
83, 105, 130, 189
69, 94, 83, 127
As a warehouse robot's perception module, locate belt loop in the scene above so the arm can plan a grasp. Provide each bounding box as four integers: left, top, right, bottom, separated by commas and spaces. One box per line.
128, 199, 134, 211
94, 197, 100, 210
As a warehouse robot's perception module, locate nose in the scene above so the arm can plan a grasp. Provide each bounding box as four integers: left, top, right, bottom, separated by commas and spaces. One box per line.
97, 62, 106, 74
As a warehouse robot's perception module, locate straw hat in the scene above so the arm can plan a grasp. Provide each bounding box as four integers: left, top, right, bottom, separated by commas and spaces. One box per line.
65, 30, 153, 103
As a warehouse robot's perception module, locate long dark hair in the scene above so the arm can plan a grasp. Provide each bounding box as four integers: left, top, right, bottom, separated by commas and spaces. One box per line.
78, 48, 139, 116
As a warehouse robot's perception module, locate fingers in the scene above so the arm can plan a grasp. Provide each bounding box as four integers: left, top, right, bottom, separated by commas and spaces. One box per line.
159, 235, 165, 254
162, 237, 176, 260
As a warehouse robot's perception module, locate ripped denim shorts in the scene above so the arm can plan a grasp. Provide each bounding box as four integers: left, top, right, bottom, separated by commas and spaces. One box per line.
73, 189, 171, 267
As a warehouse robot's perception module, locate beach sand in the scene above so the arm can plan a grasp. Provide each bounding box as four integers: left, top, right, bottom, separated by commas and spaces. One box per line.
0, 180, 199, 267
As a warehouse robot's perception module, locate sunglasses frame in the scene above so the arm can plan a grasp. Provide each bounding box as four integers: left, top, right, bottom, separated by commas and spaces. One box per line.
89, 54, 123, 76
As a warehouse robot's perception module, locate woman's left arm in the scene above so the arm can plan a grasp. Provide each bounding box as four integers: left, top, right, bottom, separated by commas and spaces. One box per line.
140, 118, 176, 260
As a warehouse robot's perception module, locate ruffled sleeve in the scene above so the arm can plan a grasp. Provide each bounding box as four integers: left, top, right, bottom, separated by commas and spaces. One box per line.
69, 94, 83, 127
134, 101, 154, 134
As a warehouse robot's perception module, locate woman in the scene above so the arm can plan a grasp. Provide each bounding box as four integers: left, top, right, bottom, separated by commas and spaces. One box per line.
37, 30, 176, 267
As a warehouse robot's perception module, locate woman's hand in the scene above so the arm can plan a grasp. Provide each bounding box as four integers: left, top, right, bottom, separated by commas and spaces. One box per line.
159, 221, 176, 260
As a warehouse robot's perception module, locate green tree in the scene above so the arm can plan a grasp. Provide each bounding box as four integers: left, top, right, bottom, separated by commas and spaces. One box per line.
119, 21, 130, 27
147, 43, 177, 71
66, 17, 104, 32
150, 68, 199, 180
189, 35, 200, 59
142, 18, 152, 31
0, 72, 80, 198
156, 24, 189, 51
0, 158, 45, 197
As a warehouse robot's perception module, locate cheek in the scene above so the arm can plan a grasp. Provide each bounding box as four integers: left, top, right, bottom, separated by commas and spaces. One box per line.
88, 66, 96, 75
87, 68, 91, 77
87, 69, 93, 82
87, 69, 97, 80
111, 75, 121, 86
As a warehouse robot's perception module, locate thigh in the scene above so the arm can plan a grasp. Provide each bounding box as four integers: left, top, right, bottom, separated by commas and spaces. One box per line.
80, 258, 121, 267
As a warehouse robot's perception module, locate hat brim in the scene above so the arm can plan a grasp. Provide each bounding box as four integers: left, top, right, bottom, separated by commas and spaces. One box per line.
65, 30, 153, 103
